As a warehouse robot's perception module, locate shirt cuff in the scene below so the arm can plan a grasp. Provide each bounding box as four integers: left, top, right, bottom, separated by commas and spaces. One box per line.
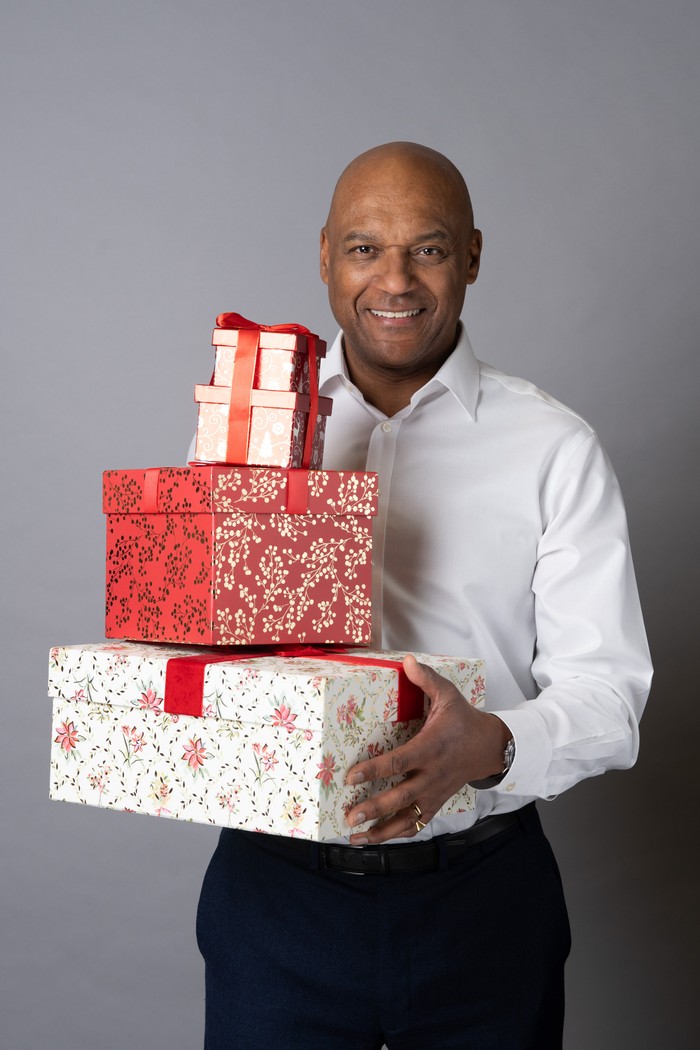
488, 706, 554, 799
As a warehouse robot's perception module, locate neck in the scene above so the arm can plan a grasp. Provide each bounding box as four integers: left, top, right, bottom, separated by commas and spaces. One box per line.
348, 369, 426, 416
343, 342, 457, 417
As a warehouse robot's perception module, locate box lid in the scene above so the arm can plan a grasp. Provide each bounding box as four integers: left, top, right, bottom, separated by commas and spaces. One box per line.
212, 327, 327, 359
102, 466, 378, 516
48, 643, 484, 731
193, 385, 333, 416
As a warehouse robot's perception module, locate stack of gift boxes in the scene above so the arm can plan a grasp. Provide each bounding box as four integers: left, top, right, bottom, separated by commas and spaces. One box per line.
48, 313, 485, 839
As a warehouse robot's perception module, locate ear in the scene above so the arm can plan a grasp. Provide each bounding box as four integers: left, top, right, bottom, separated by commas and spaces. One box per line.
320, 227, 330, 286
466, 229, 483, 285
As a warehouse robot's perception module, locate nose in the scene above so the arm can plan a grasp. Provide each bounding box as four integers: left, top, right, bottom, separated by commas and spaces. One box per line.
373, 246, 416, 296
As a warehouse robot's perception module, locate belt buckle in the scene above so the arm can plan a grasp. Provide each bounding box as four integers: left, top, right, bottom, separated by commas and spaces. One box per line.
320, 843, 387, 875
319, 843, 365, 874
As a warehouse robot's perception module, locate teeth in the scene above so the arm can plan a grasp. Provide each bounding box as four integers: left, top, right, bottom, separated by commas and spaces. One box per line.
370, 309, 421, 318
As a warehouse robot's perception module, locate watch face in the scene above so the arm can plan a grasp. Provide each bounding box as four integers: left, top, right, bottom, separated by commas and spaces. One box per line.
504, 739, 516, 772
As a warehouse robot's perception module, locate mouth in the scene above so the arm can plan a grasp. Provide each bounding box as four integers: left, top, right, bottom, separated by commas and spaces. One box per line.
368, 308, 423, 319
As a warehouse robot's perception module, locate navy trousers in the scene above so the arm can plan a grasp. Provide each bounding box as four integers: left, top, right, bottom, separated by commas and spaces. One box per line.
197, 804, 571, 1049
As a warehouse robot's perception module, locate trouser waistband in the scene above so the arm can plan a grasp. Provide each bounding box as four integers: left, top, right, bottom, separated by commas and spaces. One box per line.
236, 804, 537, 876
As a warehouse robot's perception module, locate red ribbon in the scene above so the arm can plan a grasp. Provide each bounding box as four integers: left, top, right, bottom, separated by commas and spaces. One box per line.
141, 462, 312, 517
142, 467, 161, 513
139, 468, 167, 532
214, 313, 320, 481
286, 468, 311, 515
216, 312, 314, 339
164, 645, 424, 723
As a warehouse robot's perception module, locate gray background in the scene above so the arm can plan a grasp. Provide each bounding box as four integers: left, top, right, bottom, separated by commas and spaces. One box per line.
2, 1, 698, 1047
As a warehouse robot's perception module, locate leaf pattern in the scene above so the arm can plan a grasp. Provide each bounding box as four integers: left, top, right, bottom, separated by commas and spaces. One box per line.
48, 642, 484, 840
104, 467, 377, 646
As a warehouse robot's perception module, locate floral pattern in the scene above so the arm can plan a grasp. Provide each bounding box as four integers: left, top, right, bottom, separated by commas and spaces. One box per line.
216, 785, 240, 826
87, 765, 111, 805
119, 725, 146, 766
149, 774, 173, 816
269, 704, 298, 733
54, 719, 83, 756
136, 687, 162, 711
251, 742, 279, 784
281, 794, 306, 834
335, 696, 366, 747
103, 467, 378, 647
470, 675, 486, 706
182, 736, 207, 773
315, 752, 338, 794
48, 642, 485, 840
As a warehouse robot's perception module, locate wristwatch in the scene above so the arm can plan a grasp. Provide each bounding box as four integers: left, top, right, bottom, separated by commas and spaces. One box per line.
468, 737, 516, 790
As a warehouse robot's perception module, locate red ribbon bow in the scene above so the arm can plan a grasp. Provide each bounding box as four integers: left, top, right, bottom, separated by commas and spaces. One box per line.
215, 312, 314, 339
164, 645, 424, 723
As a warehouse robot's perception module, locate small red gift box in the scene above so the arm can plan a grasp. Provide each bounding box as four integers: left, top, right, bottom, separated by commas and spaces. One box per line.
103, 465, 378, 647
193, 385, 332, 468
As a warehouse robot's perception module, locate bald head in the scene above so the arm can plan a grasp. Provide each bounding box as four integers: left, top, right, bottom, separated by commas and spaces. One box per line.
325, 141, 475, 236
319, 141, 482, 415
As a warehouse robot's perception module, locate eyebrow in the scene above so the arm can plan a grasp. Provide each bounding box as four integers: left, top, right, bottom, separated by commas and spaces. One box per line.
342, 229, 451, 244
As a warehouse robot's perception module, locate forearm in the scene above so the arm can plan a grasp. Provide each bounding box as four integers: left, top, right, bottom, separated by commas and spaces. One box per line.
491, 672, 648, 799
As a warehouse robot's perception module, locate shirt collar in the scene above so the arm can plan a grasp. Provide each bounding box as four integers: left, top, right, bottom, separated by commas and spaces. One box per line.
319, 323, 481, 419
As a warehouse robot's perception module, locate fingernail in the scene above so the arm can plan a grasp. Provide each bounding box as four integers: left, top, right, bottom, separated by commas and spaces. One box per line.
351, 836, 369, 846
349, 811, 366, 827
348, 771, 366, 786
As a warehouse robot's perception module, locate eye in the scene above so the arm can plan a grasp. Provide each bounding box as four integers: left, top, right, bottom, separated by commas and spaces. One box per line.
411, 245, 447, 266
350, 245, 375, 255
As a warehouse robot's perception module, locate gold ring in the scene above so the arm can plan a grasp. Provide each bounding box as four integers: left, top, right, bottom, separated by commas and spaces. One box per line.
412, 803, 423, 818
415, 820, 427, 832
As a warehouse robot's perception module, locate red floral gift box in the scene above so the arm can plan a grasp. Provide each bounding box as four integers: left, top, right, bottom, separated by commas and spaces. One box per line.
48, 642, 485, 840
104, 465, 378, 647
193, 312, 329, 468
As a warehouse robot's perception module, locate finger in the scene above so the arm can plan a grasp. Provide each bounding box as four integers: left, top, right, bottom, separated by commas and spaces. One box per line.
345, 738, 415, 787
349, 806, 426, 845
345, 775, 426, 831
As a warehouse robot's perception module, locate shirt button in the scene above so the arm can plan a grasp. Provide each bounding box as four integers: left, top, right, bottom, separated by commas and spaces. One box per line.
505, 782, 516, 792
381, 422, 392, 433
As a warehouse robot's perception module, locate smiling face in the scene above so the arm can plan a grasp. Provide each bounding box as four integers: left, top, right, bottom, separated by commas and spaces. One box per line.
320, 143, 481, 411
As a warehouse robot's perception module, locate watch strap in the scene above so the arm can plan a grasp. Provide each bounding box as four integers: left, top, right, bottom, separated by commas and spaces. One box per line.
468, 737, 515, 790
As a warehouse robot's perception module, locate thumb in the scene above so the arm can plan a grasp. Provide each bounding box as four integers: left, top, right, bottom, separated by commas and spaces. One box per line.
402, 653, 447, 702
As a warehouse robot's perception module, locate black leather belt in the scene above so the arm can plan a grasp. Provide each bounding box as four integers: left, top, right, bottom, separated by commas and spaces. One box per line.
318, 805, 533, 875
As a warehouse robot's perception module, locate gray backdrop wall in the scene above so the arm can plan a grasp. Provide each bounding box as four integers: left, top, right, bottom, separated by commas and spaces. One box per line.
2, 2, 698, 1047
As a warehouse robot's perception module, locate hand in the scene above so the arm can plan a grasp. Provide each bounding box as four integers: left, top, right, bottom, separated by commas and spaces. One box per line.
344, 654, 511, 845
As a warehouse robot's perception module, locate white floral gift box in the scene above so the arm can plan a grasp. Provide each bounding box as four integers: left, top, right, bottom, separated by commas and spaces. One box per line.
49, 642, 486, 841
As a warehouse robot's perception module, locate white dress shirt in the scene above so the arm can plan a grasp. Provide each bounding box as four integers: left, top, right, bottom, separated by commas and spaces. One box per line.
319, 324, 652, 837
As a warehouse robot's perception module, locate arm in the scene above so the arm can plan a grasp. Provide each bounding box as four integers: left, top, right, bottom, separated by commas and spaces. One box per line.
491, 433, 652, 799
345, 433, 652, 843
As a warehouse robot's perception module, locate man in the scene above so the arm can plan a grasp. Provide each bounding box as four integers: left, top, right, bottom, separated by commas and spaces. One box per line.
197, 142, 652, 1049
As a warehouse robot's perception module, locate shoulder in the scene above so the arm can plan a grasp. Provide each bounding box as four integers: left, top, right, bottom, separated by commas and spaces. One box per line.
479, 362, 592, 430
477, 361, 597, 451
